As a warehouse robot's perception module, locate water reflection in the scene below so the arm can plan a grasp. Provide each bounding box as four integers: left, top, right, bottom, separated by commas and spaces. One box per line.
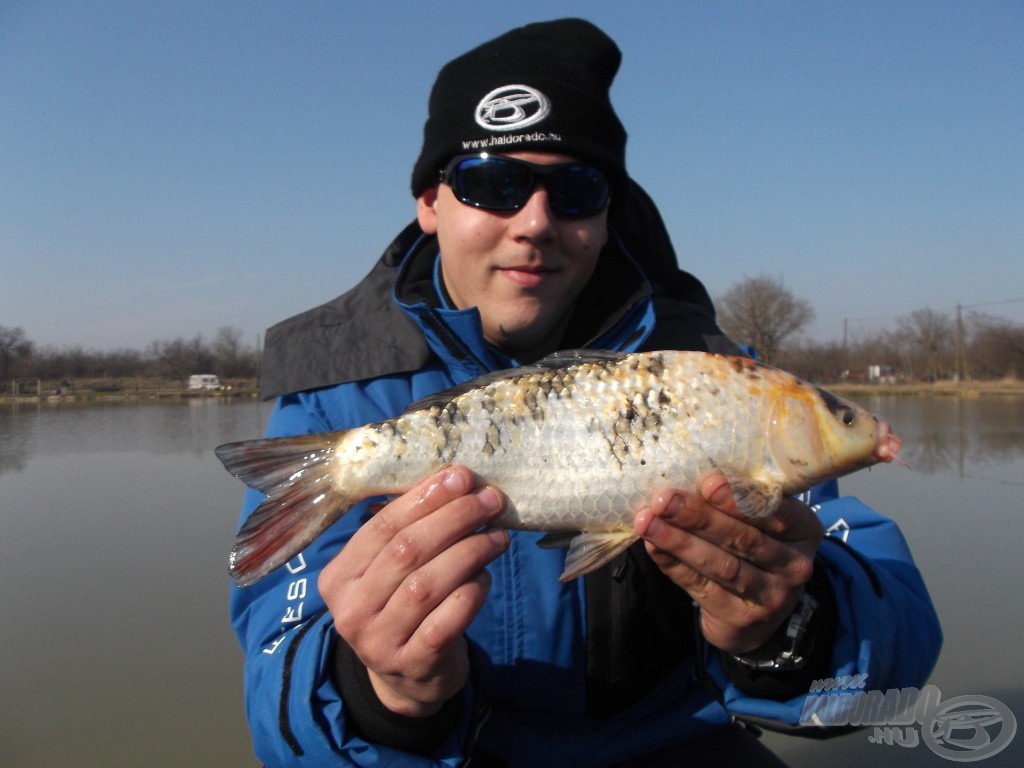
1, 397, 1021, 767
1, 399, 273, 767
855, 396, 1024, 482
0, 398, 271, 476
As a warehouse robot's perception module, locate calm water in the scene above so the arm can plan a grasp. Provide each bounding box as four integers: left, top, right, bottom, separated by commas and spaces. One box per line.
1, 395, 1021, 766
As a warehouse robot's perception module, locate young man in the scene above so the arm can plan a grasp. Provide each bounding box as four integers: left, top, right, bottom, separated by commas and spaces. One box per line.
231, 19, 941, 767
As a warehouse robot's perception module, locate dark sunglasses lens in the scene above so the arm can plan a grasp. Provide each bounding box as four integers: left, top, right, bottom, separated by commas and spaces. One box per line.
451, 157, 610, 216
547, 165, 609, 217
453, 158, 533, 210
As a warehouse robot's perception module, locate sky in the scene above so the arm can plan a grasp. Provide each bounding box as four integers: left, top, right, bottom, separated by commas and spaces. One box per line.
2, 0, 1022, 353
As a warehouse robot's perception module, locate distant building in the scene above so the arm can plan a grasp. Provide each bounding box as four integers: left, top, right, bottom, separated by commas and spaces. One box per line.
868, 365, 897, 384
188, 374, 223, 391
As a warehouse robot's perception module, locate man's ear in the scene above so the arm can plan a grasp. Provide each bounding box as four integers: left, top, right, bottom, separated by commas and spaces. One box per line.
417, 187, 439, 234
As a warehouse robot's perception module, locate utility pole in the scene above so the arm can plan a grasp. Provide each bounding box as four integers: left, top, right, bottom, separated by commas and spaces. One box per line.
842, 318, 848, 376
954, 303, 964, 382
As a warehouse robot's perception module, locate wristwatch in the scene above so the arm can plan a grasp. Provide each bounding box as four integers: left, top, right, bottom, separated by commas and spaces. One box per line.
728, 590, 819, 672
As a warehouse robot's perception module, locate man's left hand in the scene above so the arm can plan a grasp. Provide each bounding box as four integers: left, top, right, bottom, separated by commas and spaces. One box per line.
634, 473, 824, 655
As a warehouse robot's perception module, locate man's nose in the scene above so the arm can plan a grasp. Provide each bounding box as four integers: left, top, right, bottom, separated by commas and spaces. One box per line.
510, 184, 558, 241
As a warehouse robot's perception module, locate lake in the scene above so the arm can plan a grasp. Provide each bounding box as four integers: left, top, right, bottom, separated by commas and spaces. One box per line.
1, 395, 1021, 766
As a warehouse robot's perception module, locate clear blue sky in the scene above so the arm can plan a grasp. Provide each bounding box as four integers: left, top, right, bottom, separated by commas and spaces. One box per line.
2, 0, 1022, 352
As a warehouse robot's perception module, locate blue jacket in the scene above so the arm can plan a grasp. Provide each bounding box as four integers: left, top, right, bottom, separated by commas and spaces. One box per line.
230, 187, 941, 766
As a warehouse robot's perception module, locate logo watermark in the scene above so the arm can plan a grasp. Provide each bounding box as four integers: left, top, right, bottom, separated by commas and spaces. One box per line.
800, 681, 1016, 762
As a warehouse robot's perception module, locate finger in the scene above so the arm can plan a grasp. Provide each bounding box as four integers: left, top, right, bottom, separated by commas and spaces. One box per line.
376, 525, 508, 647
640, 520, 769, 601
638, 492, 791, 572
320, 469, 502, 626
360, 466, 478, 553
700, 474, 824, 544
324, 466, 487, 587
368, 570, 495, 712
413, 568, 494, 654
362, 484, 504, 598
643, 537, 795, 643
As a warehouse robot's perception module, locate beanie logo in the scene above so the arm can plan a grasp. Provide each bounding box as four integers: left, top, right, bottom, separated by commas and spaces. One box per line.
474, 85, 550, 132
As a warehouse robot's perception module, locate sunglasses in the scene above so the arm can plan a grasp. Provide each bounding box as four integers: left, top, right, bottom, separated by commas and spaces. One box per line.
439, 154, 611, 218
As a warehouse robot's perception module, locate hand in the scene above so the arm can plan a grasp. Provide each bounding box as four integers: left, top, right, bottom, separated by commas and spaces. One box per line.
634, 474, 823, 655
318, 466, 508, 717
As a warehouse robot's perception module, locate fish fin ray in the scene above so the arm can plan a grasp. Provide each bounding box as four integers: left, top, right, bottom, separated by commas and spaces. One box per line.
215, 433, 341, 492
558, 531, 638, 582
216, 433, 354, 586
537, 349, 626, 366
720, 469, 783, 518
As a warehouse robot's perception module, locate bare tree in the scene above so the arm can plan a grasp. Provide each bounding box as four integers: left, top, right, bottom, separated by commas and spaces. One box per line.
211, 326, 257, 378
968, 314, 1024, 379
147, 335, 215, 386
715, 276, 815, 364
0, 325, 33, 392
897, 309, 954, 381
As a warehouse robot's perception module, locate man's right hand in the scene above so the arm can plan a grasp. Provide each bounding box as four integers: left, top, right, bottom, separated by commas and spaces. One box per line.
318, 465, 508, 717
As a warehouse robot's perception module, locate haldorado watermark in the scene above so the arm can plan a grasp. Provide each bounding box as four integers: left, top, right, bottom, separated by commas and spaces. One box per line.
800, 679, 1016, 762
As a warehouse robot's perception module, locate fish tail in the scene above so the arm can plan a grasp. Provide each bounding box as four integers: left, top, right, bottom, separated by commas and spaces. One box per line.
216, 432, 353, 587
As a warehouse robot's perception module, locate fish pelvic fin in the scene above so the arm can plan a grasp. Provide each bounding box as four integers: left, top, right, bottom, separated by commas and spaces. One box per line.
558, 531, 639, 582
720, 469, 784, 519
216, 433, 353, 587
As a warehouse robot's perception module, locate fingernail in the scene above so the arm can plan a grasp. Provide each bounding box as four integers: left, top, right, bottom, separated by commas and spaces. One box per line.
665, 494, 685, 518
706, 482, 730, 507
443, 467, 469, 494
644, 515, 665, 539
477, 486, 502, 513
487, 527, 508, 548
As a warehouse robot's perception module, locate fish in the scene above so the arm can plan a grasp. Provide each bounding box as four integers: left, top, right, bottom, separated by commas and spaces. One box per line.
216, 350, 902, 587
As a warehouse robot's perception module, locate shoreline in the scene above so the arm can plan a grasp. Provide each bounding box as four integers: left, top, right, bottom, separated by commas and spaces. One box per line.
3, 378, 1022, 405
1, 379, 261, 404
829, 380, 1024, 398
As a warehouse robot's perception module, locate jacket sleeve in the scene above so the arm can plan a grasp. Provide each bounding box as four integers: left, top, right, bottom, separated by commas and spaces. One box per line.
228, 394, 474, 766
701, 486, 943, 733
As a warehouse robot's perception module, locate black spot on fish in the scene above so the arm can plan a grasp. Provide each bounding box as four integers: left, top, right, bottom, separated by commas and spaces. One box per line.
483, 423, 500, 456
524, 389, 538, 413
645, 355, 665, 378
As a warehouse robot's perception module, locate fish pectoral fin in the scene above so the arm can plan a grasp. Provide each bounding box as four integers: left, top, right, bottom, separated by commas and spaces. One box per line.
558, 531, 638, 582
720, 470, 783, 519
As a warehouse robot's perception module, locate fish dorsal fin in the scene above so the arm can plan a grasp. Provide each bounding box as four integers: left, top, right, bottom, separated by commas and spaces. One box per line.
402, 349, 628, 414
536, 348, 627, 367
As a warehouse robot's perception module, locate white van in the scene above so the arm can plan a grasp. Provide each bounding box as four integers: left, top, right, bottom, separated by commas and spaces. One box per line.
188, 374, 223, 391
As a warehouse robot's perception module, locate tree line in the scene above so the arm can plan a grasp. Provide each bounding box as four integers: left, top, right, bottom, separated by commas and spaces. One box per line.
715, 276, 1024, 383
3, 277, 1023, 392
0, 325, 259, 392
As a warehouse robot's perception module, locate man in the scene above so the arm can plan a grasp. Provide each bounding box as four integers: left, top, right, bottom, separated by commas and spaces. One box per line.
231, 18, 941, 767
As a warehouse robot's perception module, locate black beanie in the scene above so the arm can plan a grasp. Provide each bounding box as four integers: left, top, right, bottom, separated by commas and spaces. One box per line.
411, 18, 628, 198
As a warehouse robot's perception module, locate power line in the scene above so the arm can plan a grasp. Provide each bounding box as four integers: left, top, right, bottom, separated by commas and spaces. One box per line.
961, 296, 1024, 310
805, 295, 1024, 343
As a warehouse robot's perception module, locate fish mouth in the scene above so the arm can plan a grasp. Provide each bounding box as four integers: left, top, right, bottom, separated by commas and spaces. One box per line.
873, 419, 905, 465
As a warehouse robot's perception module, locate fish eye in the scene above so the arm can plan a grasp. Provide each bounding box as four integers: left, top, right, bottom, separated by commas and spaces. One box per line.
839, 407, 856, 427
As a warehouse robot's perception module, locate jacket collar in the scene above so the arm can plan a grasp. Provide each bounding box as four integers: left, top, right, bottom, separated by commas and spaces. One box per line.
258, 181, 716, 400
